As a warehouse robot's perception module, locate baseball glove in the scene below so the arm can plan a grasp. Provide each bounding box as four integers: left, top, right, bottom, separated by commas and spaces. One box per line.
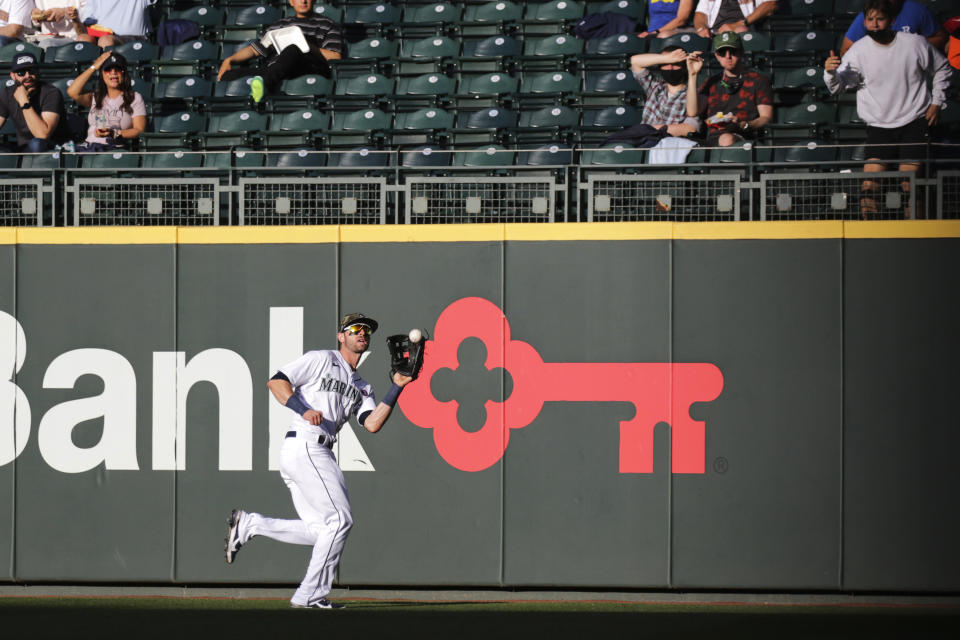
386, 334, 426, 380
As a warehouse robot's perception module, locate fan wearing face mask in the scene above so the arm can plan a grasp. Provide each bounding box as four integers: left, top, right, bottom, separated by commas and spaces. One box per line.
825, 0, 951, 216
628, 45, 702, 138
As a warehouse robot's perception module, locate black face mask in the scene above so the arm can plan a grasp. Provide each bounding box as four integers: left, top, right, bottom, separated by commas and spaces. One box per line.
660, 67, 686, 86
866, 29, 896, 45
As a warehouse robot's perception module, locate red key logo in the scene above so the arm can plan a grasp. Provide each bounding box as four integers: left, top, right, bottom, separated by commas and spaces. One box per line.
399, 297, 724, 473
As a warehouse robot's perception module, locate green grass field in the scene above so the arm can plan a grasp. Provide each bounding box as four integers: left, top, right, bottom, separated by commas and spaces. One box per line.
1, 596, 958, 639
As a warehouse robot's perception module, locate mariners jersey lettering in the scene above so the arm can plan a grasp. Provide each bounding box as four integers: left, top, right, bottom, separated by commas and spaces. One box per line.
280, 349, 377, 436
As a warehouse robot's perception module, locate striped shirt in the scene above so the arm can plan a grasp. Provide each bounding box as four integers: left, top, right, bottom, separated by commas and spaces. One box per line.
251, 15, 343, 57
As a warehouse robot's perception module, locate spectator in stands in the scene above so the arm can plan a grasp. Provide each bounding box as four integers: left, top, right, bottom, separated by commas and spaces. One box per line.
685, 31, 773, 147
825, 0, 950, 215
945, 16, 960, 70
0, 52, 73, 152
217, 0, 343, 104
66, 51, 146, 151
629, 46, 701, 135
839, 0, 947, 55
692, 0, 778, 37
0, 0, 35, 46
77, 0, 154, 48
638, 0, 695, 39
28, 1, 87, 50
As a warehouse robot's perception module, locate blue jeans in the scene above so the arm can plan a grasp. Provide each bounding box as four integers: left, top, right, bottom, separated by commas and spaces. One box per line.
21, 138, 56, 153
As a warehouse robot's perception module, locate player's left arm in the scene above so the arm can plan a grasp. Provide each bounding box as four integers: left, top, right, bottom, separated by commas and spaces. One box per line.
360, 372, 414, 433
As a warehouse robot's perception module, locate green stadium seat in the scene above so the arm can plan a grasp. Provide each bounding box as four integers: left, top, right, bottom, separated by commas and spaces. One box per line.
328, 108, 393, 146
229, 4, 282, 27
581, 70, 643, 106
452, 144, 515, 167
401, 145, 452, 167
168, 6, 225, 27
460, 0, 523, 36
392, 107, 455, 145
141, 111, 206, 150
204, 110, 269, 148
517, 143, 574, 166
81, 150, 141, 170
205, 147, 265, 169
395, 73, 456, 107
648, 33, 710, 53
142, 149, 204, 169
266, 109, 330, 147
328, 147, 393, 168
581, 142, 647, 166
590, 0, 645, 20
267, 148, 327, 168
459, 35, 523, 71
0, 41, 42, 63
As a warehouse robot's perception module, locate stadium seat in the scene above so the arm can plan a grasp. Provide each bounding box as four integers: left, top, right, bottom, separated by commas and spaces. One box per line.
45, 41, 101, 68
107, 41, 158, 74
740, 31, 772, 53
647, 33, 710, 53
581, 142, 647, 165
335, 73, 395, 97
773, 140, 838, 164
460, 0, 523, 36
140, 111, 206, 150
519, 70, 580, 101
205, 147, 265, 169
266, 148, 327, 168
775, 30, 835, 53
397, 35, 461, 74
581, 70, 643, 106
327, 108, 393, 146
523, 0, 586, 35
21, 151, 77, 169
0, 41, 42, 64
168, 6, 225, 27
516, 105, 579, 144
153, 40, 219, 78
452, 144, 515, 167
453, 106, 519, 144
156, 75, 212, 99
204, 110, 269, 148
82, 150, 141, 170
401, 145, 453, 167
522, 34, 584, 69
276, 74, 335, 110
517, 143, 574, 165
395, 73, 456, 107
344, 2, 401, 35
581, 105, 642, 134
401, 2, 461, 34
583, 33, 646, 71
456, 71, 519, 107
392, 107, 455, 145
142, 149, 204, 170
328, 146, 393, 168
266, 109, 330, 147
334, 36, 398, 75
459, 35, 523, 71
773, 65, 827, 90
591, 0, 645, 20
228, 4, 282, 27
296, 2, 343, 22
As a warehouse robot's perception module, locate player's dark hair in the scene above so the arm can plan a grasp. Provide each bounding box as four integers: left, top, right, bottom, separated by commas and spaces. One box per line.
92, 68, 136, 114
863, 0, 895, 20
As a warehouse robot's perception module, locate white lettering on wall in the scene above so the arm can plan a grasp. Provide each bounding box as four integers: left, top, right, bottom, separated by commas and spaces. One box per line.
0, 311, 30, 466
38, 349, 138, 473
152, 349, 253, 471
269, 307, 304, 471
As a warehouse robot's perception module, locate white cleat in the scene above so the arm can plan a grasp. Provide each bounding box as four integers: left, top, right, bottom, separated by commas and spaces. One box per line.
291, 598, 345, 610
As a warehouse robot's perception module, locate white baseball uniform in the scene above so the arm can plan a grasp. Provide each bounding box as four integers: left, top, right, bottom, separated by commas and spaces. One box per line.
232, 349, 377, 607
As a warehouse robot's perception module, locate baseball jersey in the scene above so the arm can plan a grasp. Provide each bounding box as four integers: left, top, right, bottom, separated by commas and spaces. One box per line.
279, 349, 377, 438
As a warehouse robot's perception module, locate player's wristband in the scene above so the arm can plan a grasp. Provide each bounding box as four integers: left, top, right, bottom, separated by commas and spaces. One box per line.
382, 383, 402, 408
285, 393, 311, 416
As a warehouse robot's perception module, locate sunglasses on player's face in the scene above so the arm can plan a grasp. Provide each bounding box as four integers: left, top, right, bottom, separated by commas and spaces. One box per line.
343, 324, 373, 336
715, 48, 740, 58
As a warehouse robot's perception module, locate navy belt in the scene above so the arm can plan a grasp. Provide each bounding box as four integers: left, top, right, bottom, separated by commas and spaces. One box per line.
286, 430, 334, 449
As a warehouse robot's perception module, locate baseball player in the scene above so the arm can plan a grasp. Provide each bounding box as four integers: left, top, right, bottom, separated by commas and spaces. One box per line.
224, 312, 413, 609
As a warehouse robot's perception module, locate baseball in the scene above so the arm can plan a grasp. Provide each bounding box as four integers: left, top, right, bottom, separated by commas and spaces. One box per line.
409, 328, 422, 343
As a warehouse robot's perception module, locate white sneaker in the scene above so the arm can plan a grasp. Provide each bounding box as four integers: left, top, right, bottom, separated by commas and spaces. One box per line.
224, 509, 243, 564
291, 598, 345, 610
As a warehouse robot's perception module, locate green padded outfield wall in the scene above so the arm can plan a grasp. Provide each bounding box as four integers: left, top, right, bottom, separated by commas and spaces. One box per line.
0, 222, 957, 592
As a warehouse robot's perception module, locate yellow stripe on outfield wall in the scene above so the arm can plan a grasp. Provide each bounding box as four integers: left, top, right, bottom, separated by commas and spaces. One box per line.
6, 221, 960, 244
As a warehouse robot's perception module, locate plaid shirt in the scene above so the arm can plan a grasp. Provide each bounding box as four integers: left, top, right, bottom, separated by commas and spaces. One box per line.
632, 68, 699, 127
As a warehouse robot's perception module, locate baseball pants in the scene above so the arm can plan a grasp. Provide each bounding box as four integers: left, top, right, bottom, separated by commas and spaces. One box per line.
241, 436, 353, 607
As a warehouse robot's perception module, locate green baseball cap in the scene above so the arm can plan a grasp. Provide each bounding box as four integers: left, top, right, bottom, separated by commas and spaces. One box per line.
713, 31, 743, 51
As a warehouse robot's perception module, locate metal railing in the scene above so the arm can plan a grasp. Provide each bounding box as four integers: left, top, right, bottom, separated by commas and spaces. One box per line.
0, 145, 956, 226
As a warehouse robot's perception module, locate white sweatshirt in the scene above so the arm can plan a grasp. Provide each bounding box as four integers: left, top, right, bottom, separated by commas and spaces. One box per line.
824, 32, 951, 129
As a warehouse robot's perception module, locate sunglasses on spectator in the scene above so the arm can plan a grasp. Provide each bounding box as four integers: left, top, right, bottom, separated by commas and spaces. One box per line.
13, 69, 37, 77
343, 324, 373, 335
715, 48, 740, 58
